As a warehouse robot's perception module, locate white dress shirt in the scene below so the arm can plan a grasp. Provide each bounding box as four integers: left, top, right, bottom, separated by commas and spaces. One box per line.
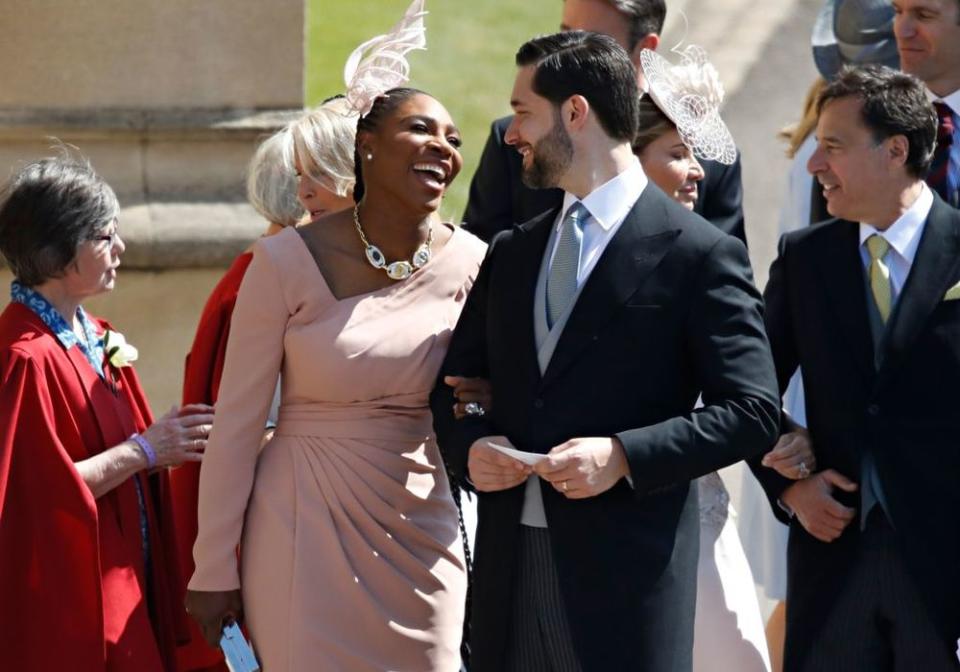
858, 183, 932, 300
927, 87, 960, 198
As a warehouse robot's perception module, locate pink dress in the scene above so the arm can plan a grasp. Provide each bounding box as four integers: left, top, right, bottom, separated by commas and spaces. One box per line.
190, 225, 485, 671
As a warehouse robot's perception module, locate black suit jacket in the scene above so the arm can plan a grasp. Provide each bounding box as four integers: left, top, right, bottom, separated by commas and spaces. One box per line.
752, 196, 960, 670
462, 115, 748, 245
432, 185, 779, 671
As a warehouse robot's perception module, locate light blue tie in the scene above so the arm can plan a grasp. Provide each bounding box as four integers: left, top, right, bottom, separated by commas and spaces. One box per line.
547, 202, 588, 328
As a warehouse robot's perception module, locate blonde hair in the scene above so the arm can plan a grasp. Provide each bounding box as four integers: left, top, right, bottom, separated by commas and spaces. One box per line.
246, 127, 303, 227
289, 97, 356, 198
779, 77, 828, 159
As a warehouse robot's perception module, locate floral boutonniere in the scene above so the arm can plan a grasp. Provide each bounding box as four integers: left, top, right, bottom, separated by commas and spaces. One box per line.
102, 329, 138, 383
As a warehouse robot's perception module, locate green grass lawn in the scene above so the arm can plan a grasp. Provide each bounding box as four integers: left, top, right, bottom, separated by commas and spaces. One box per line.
306, 0, 558, 221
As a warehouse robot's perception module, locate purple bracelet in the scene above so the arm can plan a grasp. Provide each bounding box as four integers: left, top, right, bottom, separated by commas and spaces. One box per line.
130, 433, 157, 469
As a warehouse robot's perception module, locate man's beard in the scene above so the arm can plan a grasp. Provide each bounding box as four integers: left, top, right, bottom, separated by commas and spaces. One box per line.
521, 112, 573, 189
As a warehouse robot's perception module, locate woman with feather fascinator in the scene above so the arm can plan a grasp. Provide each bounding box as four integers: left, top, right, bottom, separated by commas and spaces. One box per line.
185, 2, 486, 669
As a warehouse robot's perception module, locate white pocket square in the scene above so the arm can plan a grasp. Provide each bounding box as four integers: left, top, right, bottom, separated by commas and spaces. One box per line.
944, 281, 960, 301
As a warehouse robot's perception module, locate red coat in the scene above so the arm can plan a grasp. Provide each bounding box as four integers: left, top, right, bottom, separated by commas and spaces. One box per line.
0, 302, 187, 672
169, 251, 252, 671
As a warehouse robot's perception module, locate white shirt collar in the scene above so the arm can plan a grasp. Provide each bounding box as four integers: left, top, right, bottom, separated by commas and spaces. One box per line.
926, 87, 960, 116
558, 157, 647, 232
858, 183, 932, 264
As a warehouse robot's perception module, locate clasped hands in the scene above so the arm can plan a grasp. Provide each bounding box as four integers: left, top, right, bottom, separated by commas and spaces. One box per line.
467, 435, 630, 499
766, 427, 859, 543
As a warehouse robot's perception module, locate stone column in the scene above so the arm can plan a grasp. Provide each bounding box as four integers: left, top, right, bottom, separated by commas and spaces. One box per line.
0, 0, 305, 267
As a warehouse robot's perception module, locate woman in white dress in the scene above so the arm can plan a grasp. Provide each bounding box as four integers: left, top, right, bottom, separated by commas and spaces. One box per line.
634, 45, 771, 672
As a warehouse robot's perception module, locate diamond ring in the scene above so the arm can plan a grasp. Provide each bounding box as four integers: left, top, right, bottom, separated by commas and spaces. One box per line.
798, 461, 810, 479
464, 402, 485, 417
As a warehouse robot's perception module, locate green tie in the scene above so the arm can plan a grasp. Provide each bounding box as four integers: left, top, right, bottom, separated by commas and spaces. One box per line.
866, 234, 892, 323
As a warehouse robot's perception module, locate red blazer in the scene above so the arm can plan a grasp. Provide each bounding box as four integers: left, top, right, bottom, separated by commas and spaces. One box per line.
169, 251, 252, 671
0, 302, 187, 672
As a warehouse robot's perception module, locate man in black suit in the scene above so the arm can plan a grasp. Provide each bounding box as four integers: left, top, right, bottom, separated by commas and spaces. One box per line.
894, 0, 960, 208
752, 65, 960, 671
462, 0, 747, 245
431, 31, 779, 672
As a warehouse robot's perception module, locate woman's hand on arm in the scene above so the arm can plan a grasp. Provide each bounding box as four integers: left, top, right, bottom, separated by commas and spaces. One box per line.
445, 375, 492, 419
761, 425, 816, 480
74, 403, 214, 498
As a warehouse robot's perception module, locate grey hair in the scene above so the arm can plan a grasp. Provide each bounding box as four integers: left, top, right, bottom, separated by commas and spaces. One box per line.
289, 97, 357, 198
246, 127, 303, 227
0, 153, 119, 287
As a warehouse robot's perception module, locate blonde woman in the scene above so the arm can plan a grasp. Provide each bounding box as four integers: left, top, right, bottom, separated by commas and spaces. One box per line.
171, 102, 356, 671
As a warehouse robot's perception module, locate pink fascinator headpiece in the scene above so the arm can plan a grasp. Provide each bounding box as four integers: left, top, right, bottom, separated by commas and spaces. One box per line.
343, 0, 428, 117
640, 45, 737, 165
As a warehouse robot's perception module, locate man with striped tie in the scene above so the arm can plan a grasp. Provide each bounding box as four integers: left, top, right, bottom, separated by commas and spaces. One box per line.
753, 64, 960, 671
432, 31, 779, 672
895, 0, 960, 207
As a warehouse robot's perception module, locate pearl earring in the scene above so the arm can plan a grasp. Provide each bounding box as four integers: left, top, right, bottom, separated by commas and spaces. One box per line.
365, 152, 373, 161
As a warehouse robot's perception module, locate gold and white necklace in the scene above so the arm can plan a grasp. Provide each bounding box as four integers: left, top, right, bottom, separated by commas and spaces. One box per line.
353, 204, 433, 281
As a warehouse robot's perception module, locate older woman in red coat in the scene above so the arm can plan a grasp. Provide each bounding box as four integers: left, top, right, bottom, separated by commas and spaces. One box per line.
0, 154, 214, 671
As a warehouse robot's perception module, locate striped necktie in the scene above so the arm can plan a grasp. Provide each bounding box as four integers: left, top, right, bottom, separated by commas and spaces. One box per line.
547, 202, 588, 328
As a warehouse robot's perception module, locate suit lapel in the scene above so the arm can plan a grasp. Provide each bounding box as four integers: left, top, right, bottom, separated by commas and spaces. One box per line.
878, 200, 960, 382
539, 188, 680, 391
501, 207, 558, 386
815, 221, 877, 383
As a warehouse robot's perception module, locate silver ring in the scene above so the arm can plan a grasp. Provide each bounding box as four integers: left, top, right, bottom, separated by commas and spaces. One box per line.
798, 461, 810, 479
464, 402, 485, 417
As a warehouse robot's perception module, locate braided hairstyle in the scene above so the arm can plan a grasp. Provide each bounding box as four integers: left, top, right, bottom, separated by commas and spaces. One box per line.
352, 87, 428, 204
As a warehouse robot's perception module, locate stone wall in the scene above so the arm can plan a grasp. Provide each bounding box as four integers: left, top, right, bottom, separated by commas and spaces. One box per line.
0, 0, 305, 267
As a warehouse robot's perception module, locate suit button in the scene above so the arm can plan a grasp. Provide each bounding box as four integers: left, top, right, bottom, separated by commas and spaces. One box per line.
867, 404, 880, 416
533, 399, 544, 410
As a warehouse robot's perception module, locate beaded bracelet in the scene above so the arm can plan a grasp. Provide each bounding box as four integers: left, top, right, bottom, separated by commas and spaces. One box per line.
130, 433, 157, 469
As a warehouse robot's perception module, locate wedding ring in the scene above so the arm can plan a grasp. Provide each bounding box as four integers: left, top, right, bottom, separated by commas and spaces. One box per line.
561, 481, 568, 492
464, 402, 485, 417
798, 461, 810, 479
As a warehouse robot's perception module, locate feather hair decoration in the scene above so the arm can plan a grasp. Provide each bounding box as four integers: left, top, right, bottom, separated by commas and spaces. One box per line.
343, 0, 428, 117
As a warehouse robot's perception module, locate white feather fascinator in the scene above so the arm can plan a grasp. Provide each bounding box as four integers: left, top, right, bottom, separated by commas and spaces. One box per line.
640, 45, 737, 165
342, 0, 428, 117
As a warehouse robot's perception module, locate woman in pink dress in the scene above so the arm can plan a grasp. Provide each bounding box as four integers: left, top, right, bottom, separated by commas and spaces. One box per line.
185, 87, 485, 671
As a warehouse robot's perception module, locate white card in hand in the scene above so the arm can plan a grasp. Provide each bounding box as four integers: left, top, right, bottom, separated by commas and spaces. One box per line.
487, 442, 545, 466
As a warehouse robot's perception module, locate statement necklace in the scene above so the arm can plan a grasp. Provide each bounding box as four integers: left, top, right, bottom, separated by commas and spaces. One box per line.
353, 204, 433, 280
